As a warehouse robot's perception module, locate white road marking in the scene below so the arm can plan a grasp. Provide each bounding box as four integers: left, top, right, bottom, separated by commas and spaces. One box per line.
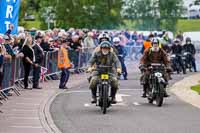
6, 117, 39, 120
9, 126, 43, 129
113, 102, 127, 106
63, 89, 141, 94
15, 103, 40, 106
84, 102, 128, 107
84, 103, 91, 107
11, 109, 37, 112
116, 94, 131, 102
133, 102, 141, 106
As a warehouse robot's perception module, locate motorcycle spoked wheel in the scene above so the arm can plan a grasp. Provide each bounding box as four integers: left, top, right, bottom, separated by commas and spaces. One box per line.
101, 85, 109, 114
155, 84, 164, 107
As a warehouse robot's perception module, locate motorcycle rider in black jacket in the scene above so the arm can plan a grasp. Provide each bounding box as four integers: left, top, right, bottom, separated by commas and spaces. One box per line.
183, 37, 197, 72
171, 39, 186, 74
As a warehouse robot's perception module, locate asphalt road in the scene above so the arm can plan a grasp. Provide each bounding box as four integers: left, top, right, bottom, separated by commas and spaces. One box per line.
50, 61, 200, 133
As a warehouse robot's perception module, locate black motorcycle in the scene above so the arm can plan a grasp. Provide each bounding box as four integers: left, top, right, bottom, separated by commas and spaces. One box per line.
95, 65, 114, 114
170, 54, 186, 74
182, 52, 193, 72
145, 63, 168, 107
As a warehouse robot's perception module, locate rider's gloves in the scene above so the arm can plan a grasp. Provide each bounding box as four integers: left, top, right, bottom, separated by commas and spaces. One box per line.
139, 64, 145, 71
87, 67, 93, 73
117, 68, 122, 74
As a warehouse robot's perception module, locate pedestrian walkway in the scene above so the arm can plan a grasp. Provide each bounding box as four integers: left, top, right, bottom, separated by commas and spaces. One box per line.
0, 73, 88, 133
170, 73, 200, 109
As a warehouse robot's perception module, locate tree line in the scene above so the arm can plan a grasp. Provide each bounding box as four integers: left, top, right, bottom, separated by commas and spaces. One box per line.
20, 0, 197, 31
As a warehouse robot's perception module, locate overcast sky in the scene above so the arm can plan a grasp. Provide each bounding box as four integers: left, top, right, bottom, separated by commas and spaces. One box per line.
183, 0, 195, 7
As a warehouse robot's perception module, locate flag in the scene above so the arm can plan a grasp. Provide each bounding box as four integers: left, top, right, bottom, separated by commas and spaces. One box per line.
0, 0, 21, 34
40, 66, 48, 82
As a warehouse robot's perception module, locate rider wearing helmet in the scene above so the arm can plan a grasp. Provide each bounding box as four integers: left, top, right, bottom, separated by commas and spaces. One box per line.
139, 38, 170, 97
94, 32, 114, 53
87, 41, 122, 104
171, 38, 186, 74
98, 32, 111, 43
113, 37, 128, 80
183, 37, 197, 72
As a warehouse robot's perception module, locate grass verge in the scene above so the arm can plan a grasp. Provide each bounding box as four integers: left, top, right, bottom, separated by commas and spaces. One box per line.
191, 84, 200, 95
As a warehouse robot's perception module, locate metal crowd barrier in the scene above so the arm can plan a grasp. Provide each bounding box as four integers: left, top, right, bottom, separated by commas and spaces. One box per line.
0, 47, 95, 101
124, 45, 143, 60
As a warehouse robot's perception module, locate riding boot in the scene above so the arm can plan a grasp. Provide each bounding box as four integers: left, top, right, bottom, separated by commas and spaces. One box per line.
164, 88, 170, 97
111, 88, 117, 104
141, 84, 147, 98
91, 89, 97, 104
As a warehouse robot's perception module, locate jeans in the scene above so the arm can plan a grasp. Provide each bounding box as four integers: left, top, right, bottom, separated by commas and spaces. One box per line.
33, 66, 41, 88
59, 68, 70, 88
23, 63, 31, 88
118, 56, 128, 78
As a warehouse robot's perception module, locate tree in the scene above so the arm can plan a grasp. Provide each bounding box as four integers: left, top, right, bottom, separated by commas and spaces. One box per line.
121, 0, 184, 31
194, 0, 200, 5
39, 0, 122, 29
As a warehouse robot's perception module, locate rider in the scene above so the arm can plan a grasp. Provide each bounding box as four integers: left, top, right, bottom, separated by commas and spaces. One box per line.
87, 41, 122, 104
113, 37, 128, 80
98, 32, 111, 43
171, 38, 186, 74
183, 37, 197, 72
139, 38, 170, 98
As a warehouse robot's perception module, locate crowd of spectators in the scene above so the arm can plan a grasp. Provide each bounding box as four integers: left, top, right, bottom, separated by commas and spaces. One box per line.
0, 25, 178, 98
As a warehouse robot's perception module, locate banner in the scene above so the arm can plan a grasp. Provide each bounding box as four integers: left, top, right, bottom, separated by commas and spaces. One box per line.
0, 0, 21, 34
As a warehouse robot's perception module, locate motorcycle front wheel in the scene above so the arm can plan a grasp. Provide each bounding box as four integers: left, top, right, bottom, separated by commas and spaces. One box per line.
155, 84, 164, 107
102, 85, 109, 114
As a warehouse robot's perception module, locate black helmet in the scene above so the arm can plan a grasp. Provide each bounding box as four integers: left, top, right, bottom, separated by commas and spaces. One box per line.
186, 37, 191, 42
174, 38, 180, 44
100, 41, 111, 49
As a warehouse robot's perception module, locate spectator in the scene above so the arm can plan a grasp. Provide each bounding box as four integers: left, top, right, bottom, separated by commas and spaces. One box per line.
83, 32, 96, 59
176, 31, 184, 42
40, 36, 55, 52
32, 35, 44, 89
2, 35, 14, 95
134, 34, 143, 60
21, 36, 34, 89
70, 35, 82, 73
0, 40, 8, 91
141, 35, 153, 54
58, 39, 72, 89
5, 24, 14, 39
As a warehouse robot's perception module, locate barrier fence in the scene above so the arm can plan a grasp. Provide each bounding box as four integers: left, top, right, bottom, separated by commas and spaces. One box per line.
0, 47, 95, 99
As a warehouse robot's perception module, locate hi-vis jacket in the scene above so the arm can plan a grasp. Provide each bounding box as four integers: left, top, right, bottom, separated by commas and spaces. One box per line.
57, 47, 71, 69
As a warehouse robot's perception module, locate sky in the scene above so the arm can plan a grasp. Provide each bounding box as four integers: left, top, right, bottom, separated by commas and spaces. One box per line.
183, 0, 195, 7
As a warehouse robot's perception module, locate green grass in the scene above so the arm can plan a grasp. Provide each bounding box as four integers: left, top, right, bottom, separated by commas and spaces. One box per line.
19, 12, 42, 30
177, 19, 200, 32
24, 20, 42, 30
121, 19, 200, 32
191, 84, 200, 95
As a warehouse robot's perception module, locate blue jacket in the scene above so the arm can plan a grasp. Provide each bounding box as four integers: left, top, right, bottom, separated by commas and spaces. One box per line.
114, 45, 127, 58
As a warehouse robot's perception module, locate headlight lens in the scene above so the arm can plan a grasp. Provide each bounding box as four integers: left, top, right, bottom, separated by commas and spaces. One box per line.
154, 72, 162, 78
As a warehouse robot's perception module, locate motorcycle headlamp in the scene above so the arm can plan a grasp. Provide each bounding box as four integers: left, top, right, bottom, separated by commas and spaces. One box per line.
154, 72, 163, 78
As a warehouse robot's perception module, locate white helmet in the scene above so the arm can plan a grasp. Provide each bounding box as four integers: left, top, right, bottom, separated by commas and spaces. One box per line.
98, 32, 110, 42
113, 37, 121, 43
